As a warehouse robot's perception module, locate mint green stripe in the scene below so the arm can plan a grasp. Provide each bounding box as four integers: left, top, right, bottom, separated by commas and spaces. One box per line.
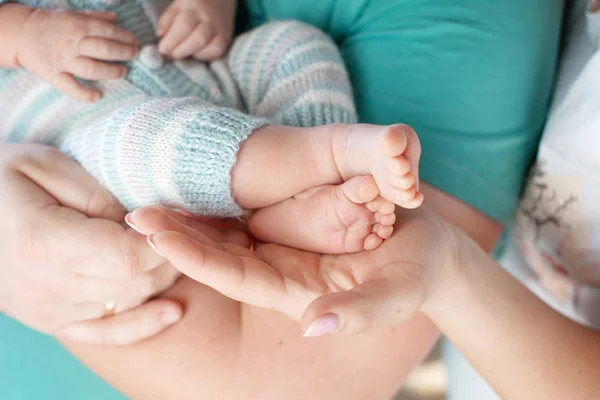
6, 88, 61, 143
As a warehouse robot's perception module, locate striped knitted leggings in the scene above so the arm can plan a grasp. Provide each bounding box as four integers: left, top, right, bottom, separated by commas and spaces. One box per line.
0, 5, 356, 216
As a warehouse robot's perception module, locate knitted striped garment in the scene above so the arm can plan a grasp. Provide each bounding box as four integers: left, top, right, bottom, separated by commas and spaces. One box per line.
0, 0, 356, 216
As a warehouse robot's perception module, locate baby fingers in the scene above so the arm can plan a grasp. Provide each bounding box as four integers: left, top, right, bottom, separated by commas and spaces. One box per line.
68, 56, 126, 80
158, 12, 199, 57
171, 23, 213, 59
51, 73, 100, 103
78, 37, 139, 61
84, 17, 139, 44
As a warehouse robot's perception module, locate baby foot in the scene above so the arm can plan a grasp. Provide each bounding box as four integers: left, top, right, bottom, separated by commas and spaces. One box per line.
248, 176, 396, 254
333, 124, 423, 209
372, 125, 423, 208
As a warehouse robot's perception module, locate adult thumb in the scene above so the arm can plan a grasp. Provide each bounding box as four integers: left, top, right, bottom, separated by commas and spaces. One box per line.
301, 261, 428, 337
16, 145, 125, 221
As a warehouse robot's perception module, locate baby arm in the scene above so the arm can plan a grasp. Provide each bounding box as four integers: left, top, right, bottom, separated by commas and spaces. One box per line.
0, 5, 139, 101
157, 0, 236, 60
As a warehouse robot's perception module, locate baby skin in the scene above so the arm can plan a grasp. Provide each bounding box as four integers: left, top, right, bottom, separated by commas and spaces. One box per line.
232, 123, 422, 254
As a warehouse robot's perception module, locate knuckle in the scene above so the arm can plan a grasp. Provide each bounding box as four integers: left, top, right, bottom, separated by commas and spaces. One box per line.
83, 62, 99, 77
94, 41, 110, 56
181, 14, 197, 30
73, 23, 88, 39
123, 46, 137, 59
101, 23, 116, 38
118, 241, 141, 279
211, 37, 229, 57
85, 183, 118, 217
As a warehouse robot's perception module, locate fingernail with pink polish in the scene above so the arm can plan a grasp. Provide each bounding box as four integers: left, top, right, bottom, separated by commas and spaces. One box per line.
303, 313, 339, 337
124, 213, 145, 234
147, 235, 165, 257
159, 308, 181, 325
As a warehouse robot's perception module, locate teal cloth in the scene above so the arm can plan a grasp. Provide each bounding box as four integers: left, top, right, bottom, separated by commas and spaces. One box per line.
0, 317, 125, 399
248, 0, 563, 224
0, 0, 563, 397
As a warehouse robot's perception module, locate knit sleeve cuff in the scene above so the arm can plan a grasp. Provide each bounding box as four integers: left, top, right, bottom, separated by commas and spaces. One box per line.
61, 97, 269, 217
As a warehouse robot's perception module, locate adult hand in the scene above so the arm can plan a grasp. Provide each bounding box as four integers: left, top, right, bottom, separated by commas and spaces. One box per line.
127, 204, 462, 336
0, 144, 182, 345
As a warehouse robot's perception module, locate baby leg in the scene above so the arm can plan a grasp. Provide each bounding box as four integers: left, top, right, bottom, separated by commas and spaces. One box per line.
226, 21, 421, 253
233, 123, 422, 211
227, 20, 357, 126
60, 96, 269, 217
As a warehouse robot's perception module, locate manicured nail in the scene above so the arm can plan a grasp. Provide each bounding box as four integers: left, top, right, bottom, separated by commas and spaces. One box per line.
303, 313, 339, 337
159, 308, 181, 325
124, 213, 145, 234
146, 235, 165, 257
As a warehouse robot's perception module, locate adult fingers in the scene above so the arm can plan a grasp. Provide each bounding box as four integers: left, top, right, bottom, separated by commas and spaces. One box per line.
171, 23, 213, 59
11, 145, 124, 221
67, 263, 181, 305
69, 57, 126, 80
78, 37, 139, 61
52, 72, 100, 103
57, 298, 182, 345
147, 231, 287, 311
67, 223, 167, 278
176, 209, 249, 233
127, 206, 250, 247
301, 261, 428, 337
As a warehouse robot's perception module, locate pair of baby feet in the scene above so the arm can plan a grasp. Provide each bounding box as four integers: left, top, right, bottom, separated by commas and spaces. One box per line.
249, 124, 423, 254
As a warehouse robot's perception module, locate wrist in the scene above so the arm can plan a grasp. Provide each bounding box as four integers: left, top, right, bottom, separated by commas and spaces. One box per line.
420, 224, 490, 322
0, 4, 35, 68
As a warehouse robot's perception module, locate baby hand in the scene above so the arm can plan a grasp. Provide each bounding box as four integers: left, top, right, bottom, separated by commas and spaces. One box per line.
18, 10, 139, 102
157, 0, 236, 60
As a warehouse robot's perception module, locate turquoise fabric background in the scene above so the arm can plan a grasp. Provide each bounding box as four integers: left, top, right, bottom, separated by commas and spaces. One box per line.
247, 0, 563, 223
0, 317, 125, 399
0, 0, 563, 397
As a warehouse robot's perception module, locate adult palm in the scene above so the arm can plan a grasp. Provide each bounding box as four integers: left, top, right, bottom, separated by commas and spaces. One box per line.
128, 204, 459, 335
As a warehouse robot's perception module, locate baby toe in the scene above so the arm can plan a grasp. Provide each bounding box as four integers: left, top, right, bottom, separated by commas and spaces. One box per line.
389, 156, 411, 177
375, 211, 396, 226
373, 223, 394, 239
363, 233, 384, 251
397, 173, 416, 190
381, 125, 409, 157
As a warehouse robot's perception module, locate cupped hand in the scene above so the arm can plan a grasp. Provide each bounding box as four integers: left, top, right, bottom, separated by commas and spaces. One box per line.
17, 9, 139, 102
0, 144, 181, 345
128, 203, 462, 337
157, 0, 236, 60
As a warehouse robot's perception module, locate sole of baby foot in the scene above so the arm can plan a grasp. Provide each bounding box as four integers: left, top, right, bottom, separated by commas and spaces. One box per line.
248, 175, 396, 254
